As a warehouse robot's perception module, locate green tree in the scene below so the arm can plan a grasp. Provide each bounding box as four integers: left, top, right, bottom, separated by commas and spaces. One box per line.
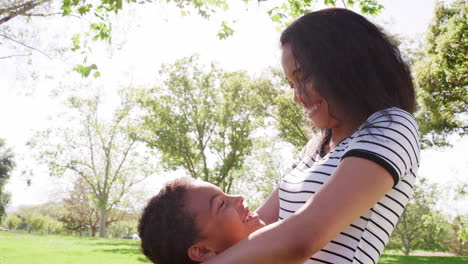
29, 92, 156, 237
1, 0, 383, 27
43, 216, 64, 234
20, 212, 46, 233
60, 178, 132, 236
418, 210, 452, 252
1, 0, 383, 76
414, 0, 467, 147
30, 214, 46, 233
451, 214, 468, 256
60, 178, 98, 236
34, 201, 66, 221
0, 138, 15, 222
136, 56, 271, 192
389, 178, 452, 255
107, 219, 138, 238
255, 69, 311, 151
5, 214, 21, 230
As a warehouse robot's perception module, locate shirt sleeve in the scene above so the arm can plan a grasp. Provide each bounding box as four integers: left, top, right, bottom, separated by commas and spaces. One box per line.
342, 108, 420, 186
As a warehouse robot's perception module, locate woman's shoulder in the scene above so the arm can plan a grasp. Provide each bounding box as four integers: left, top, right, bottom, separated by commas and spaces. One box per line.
366, 107, 415, 122
359, 107, 419, 133
350, 107, 421, 156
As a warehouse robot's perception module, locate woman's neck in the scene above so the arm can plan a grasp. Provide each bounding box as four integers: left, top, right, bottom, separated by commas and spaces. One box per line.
329, 126, 353, 150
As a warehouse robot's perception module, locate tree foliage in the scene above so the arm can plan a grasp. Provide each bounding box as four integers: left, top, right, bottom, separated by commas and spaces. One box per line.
0, 139, 15, 222
414, 0, 467, 147
135, 59, 311, 193
61, 178, 132, 236
388, 178, 452, 255
28, 92, 155, 237
136, 56, 272, 192
60, 178, 99, 236
1, 0, 384, 76
1, 0, 383, 27
451, 214, 468, 256
255, 69, 311, 150
9, 203, 65, 234
267, 0, 382, 25
5, 214, 21, 230
107, 219, 138, 238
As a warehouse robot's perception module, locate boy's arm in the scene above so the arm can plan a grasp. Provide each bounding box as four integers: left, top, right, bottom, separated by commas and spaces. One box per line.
255, 187, 279, 225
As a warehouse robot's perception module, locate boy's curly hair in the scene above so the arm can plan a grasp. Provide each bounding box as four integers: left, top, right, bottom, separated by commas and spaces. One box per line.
138, 177, 201, 264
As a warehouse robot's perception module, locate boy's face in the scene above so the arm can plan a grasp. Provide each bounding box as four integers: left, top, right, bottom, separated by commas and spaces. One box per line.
185, 181, 265, 253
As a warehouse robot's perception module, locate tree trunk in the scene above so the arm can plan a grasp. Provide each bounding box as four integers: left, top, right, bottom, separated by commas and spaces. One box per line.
404, 246, 410, 256
99, 205, 107, 238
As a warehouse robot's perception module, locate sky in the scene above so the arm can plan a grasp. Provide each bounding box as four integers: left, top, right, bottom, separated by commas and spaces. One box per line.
1, 0, 466, 216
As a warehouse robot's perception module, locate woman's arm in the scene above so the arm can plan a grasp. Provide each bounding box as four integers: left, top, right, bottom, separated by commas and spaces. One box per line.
255, 187, 279, 225
204, 156, 394, 264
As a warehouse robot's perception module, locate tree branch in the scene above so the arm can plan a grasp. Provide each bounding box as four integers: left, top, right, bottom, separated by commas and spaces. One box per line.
109, 140, 135, 186
341, 0, 347, 8
0, 33, 51, 59
0, 0, 52, 25
0, 53, 30, 59
85, 117, 99, 180
21, 12, 61, 17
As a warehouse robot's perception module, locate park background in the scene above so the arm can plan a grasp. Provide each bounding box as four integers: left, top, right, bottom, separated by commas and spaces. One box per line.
0, 0, 466, 263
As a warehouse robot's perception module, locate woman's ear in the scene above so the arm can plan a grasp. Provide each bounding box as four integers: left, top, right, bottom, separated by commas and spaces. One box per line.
187, 243, 217, 262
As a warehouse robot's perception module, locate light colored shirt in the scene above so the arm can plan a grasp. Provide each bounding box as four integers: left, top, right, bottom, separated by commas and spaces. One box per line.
279, 107, 420, 264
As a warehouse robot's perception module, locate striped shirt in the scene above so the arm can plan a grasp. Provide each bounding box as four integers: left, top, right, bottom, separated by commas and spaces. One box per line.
279, 107, 420, 264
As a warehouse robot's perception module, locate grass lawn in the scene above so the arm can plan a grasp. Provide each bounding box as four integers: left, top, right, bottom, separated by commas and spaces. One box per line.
0, 231, 150, 264
379, 254, 468, 264
1, 231, 467, 264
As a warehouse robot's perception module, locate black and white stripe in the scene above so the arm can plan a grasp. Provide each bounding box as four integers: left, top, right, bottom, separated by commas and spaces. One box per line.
279, 108, 420, 264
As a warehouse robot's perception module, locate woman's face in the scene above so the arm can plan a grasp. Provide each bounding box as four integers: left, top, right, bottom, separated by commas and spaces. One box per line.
281, 44, 341, 130
185, 182, 265, 253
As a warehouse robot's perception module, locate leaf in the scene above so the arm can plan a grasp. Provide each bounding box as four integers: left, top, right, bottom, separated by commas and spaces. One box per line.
73, 64, 98, 78
61, 0, 72, 16
217, 21, 235, 40
77, 4, 92, 15
271, 13, 286, 23
71, 34, 81, 51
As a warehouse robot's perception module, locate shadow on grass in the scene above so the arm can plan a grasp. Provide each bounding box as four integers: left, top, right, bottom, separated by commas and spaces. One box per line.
137, 256, 151, 263
99, 248, 141, 255
92, 241, 140, 247
379, 254, 468, 264
92, 247, 151, 263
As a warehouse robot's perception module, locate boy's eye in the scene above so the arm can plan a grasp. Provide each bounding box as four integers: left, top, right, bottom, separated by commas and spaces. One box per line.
219, 200, 225, 208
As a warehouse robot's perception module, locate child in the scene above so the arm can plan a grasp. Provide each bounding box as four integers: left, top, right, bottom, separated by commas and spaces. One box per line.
138, 177, 266, 264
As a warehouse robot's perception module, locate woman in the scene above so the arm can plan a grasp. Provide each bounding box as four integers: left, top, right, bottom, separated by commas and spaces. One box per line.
202, 8, 420, 264
141, 8, 420, 264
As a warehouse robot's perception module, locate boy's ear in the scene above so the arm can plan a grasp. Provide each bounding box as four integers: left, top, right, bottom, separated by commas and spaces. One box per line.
187, 243, 217, 262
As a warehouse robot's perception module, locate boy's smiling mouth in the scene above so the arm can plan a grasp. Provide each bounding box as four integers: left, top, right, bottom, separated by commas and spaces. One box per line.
242, 208, 258, 223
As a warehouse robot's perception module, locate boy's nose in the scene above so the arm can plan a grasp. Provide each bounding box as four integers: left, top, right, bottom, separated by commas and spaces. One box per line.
231, 195, 244, 207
